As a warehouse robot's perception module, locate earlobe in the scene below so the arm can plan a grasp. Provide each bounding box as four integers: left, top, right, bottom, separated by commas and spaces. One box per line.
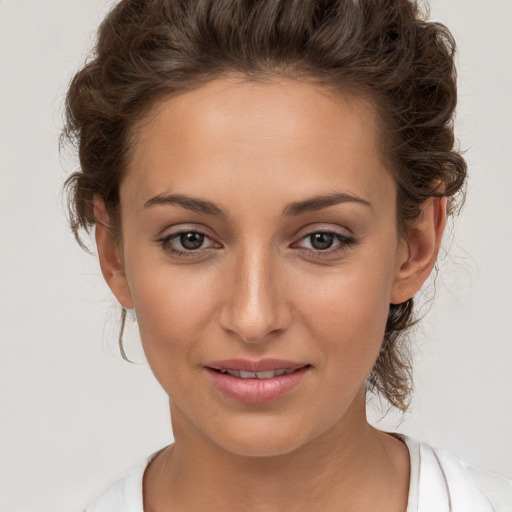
390, 196, 447, 305
93, 199, 134, 308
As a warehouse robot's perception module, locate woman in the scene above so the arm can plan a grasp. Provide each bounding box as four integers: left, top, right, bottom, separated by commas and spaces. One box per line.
62, 0, 512, 510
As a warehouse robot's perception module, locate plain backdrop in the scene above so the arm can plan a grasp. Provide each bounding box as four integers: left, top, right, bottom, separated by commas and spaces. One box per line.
1, 0, 511, 510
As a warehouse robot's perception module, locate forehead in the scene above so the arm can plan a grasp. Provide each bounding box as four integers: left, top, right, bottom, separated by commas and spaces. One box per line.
124, 77, 394, 209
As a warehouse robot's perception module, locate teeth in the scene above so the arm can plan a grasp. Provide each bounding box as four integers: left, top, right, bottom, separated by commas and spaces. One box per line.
223, 369, 296, 379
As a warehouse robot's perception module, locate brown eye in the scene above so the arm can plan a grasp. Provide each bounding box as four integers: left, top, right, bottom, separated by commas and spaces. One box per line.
309, 232, 335, 250
158, 229, 220, 257
294, 230, 357, 258
180, 232, 205, 250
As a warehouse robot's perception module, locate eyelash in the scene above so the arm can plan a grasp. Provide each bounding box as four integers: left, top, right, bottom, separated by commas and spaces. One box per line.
157, 230, 220, 258
157, 229, 357, 259
295, 231, 357, 259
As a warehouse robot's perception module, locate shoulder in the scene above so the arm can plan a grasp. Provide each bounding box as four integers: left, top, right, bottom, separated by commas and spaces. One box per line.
461, 461, 512, 511
82, 450, 161, 512
433, 443, 512, 511
400, 434, 512, 512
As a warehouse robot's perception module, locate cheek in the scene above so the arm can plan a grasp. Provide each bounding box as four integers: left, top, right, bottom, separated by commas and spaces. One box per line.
126, 259, 219, 379
296, 255, 396, 372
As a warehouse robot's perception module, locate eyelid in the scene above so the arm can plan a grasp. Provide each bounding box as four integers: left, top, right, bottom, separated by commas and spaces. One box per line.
292, 228, 357, 255
156, 222, 216, 238
157, 226, 221, 256
156, 224, 357, 258
293, 223, 354, 241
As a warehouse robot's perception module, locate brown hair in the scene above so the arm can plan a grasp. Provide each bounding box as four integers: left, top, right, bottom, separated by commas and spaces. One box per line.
62, 0, 466, 412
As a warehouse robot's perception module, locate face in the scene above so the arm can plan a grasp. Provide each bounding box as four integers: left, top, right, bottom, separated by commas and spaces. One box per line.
99, 77, 429, 457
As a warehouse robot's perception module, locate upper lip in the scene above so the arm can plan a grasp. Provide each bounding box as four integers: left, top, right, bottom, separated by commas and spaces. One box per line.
205, 358, 309, 372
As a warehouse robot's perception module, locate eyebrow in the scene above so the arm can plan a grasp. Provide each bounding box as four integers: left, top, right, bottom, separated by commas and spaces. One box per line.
282, 192, 372, 216
144, 193, 225, 216
144, 191, 371, 216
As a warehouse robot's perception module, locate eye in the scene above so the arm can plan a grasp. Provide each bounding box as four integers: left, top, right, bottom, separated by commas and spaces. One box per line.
295, 230, 356, 255
177, 232, 206, 250
306, 232, 337, 250
157, 229, 219, 256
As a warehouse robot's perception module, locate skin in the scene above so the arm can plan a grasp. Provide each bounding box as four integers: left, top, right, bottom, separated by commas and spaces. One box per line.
95, 77, 446, 511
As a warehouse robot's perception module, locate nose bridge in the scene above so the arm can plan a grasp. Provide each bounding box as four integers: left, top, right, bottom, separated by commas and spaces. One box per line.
220, 242, 289, 343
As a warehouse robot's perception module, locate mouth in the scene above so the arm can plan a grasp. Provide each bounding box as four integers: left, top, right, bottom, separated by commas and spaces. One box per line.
208, 367, 308, 379
203, 359, 311, 403
205, 358, 310, 376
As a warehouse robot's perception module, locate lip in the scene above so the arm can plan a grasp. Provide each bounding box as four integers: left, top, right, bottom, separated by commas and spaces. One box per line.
204, 359, 311, 404
205, 358, 309, 372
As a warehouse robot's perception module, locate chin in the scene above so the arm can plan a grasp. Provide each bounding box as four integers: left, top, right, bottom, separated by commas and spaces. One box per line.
216, 434, 308, 458
204, 415, 317, 458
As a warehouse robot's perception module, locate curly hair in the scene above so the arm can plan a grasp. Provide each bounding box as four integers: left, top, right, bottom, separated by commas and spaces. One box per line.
62, 0, 466, 412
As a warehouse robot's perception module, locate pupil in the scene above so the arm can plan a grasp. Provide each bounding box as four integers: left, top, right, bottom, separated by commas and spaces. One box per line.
311, 232, 334, 250
180, 232, 204, 250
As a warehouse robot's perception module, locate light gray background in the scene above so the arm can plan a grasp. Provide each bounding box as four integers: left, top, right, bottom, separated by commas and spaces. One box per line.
1, 1, 511, 510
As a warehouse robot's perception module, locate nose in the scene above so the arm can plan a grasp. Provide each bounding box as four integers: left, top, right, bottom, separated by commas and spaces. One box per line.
219, 248, 291, 344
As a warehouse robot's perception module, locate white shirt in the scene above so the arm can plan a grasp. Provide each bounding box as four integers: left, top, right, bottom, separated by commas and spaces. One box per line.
83, 434, 512, 511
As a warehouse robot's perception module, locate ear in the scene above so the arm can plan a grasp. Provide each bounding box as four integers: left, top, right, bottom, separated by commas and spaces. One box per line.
390, 196, 447, 304
94, 199, 134, 308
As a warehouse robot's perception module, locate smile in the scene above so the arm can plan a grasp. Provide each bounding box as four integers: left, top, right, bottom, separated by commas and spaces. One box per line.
204, 360, 311, 403
215, 368, 297, 379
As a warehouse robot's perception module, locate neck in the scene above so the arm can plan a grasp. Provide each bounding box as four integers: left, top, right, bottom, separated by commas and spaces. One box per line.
144, 391, 410, 512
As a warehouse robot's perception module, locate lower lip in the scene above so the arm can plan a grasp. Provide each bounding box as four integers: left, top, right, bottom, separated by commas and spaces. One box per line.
205, 367, 310, 404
